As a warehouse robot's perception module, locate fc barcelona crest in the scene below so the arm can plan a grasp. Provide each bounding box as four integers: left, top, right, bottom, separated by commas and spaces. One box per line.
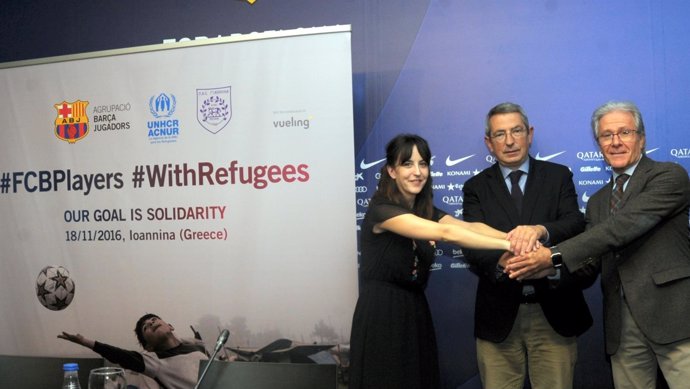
197, 86, 232, 134
54, 100, 90, 144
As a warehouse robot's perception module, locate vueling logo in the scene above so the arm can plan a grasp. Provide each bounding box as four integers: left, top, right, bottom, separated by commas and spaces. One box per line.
273, 116, 311, 129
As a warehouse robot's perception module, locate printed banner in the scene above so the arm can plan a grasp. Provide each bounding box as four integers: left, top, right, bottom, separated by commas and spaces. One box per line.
0, 26, 357, 356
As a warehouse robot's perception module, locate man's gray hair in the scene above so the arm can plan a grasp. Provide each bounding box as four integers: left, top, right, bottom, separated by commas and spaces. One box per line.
591, 101, 646, 138
485, 102, 530, 137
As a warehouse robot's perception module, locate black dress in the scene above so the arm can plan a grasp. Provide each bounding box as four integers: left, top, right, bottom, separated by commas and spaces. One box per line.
349, 198, 444, 389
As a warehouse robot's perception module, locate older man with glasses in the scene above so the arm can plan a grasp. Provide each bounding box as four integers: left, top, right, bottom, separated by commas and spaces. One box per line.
507, 101, 690, 389
462, 102, 597, 389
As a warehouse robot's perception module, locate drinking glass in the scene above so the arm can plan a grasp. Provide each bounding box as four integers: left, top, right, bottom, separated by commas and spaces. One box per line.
88, 367, 127, 389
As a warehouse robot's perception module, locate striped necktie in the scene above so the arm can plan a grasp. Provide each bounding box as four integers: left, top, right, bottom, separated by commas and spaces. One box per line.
610, 174, 630, 215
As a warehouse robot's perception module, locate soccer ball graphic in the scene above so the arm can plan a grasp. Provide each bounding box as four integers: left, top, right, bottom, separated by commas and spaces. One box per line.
36, 265, 75, 311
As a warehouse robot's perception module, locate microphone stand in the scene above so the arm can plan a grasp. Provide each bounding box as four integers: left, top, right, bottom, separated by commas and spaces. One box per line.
194, 329, 229, 389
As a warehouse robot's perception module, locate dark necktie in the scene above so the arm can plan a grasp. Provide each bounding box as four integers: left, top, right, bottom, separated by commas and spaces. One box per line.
610, 174, 630, 215
509, 170, 524, 213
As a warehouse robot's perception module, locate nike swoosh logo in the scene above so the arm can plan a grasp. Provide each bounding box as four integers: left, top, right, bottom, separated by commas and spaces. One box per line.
535, 151, 566, 161
360, 158, 386, 170
445, 154, 475, 166
582, 192, 590, 202
646, 147, 659, 154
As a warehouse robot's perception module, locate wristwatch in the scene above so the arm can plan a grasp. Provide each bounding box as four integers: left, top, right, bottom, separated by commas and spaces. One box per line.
549, 246, 563, 268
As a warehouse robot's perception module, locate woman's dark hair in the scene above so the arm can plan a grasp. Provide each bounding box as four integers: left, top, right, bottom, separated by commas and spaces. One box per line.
134, 313, 160, 348
373, 134, 434, 219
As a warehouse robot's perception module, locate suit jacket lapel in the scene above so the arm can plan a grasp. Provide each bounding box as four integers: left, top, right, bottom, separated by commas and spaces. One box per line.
620, 155, 651, 204
601, 156, 650, 218
597, 180, 614, 223
593, 156, 650, 222
522, 157, 542, 224
486, 163, 521, 225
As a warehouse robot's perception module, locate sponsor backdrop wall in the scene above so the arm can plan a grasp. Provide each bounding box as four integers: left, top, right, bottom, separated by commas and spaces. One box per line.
3, 1, 690, 388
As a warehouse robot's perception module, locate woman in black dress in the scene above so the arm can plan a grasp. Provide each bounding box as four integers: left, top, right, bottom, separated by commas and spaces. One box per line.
349, 134, 514, 389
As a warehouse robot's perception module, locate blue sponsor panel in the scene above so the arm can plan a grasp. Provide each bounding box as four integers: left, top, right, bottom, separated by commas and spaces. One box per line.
354, 2, 690, 388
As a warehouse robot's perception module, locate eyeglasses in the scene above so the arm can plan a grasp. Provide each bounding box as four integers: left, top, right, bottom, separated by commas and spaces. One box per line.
597, 129, 638, 145
489, 127, 528, 143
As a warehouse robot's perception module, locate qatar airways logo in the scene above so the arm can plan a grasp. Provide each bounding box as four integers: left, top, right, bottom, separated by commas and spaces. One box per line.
577, 151, 604, 161
442, 195, 463, 205
671, 148, 690, 158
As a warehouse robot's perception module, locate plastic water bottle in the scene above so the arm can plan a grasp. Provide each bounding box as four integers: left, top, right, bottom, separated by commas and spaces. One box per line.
62, 363, 82, 389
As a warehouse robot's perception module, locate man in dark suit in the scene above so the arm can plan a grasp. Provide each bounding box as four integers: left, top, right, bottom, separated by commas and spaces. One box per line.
462, 102, 597, 389
507, 101, 690, 389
